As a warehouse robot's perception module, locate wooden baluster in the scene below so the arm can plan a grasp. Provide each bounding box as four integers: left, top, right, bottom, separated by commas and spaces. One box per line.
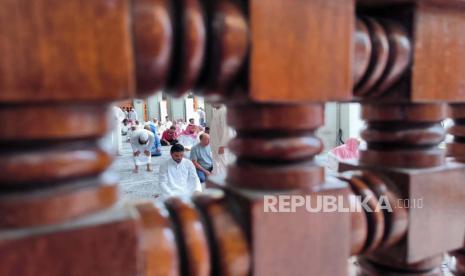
349, 3, 465, 274
0, 1, 150, 275
447, 104, 465, 275
205, 102, 353, 276
351, 103, 450, 275
227, 103, 325, 191
447, 104, 465, 163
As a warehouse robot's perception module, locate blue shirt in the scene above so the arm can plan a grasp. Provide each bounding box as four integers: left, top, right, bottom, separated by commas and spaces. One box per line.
190, 143, 213, 169
147, 123, 161, 154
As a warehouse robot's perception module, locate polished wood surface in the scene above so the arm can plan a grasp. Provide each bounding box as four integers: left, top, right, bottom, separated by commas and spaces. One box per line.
0, 176, 118, 228
134, 201, 179, 276
0, 206, 142, 276
249, 0, 354, 102
0, 0, 134, 102
132, 0, 174, 95
412, 3, 465, 102
165, 197, 211, 276
193, 190, 250, 276
2, 0, 465, 275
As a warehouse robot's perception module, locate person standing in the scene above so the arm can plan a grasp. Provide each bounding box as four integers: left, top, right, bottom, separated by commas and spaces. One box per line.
164, 116, 173, 128
112, 106, 125, 156
130, 129, 155, 173
210, 104, 235, 175
190, 133, 213, 183
128, 108, 138, 123
159, 143, 202, 198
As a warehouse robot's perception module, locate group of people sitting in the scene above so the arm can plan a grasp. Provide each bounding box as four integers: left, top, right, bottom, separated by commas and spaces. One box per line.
112, 104, 233, 199
126, 116, 219, 197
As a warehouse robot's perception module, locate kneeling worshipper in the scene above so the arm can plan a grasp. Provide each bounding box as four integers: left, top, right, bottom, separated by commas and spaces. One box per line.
130, 129, 155, 173
159, 143, 202, 199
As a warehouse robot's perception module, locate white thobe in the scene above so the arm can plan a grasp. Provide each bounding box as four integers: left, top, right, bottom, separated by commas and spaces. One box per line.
159, 158, 202, 198
112, 106, 125, 155
210, 106, 235, 176
130, 129, 155, 166
164, 120, 173, 128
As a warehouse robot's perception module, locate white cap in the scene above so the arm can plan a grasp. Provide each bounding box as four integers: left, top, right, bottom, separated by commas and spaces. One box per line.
139, 130, 149, 143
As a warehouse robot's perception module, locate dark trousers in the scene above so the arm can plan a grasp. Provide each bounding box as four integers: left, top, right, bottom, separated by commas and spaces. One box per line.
161, 139, 178, 146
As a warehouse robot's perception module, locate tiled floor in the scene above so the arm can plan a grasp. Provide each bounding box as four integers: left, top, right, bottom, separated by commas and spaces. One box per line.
111, 140, 172, 201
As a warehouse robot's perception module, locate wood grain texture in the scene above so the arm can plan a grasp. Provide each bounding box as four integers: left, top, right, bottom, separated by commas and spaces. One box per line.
0, 205, 141, 276
249, 0, 354, 102
354, 19, 373, 85
132, 0, 173, 95
206, 0, 249, 93
0, 141, 112, 185
0, 104, 111, 141
229, 136, 323, 161
165, 197, 210, 276
193, 190, 250, 276
228, 104, 324, 131
0, 174, 118, 228
134, 201, 179, 276
171, 0, 206, 95
357, 255, 443, 275
227, 161, 324, 191
341, 160, 465, 265
0, 0, 134, 103
447, 105, 465, 162
412, 3, 465, 102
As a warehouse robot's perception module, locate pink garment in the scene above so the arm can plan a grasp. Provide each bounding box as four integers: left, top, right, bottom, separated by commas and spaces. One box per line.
330, 138, 360, 160
181, 124, 198, 139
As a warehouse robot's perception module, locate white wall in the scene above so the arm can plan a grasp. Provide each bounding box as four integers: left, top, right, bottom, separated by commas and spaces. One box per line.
340, 103, 364, 141
133, 99, 145, 122
316, 103, 364, 152
169, 97, 185, 121
147, 93, 162, 121
317, 103, 339, 151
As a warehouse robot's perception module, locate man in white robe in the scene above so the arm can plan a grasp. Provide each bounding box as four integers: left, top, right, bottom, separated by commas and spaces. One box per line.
159, 143, 202, 199
210, 104, 235, 176
130, 129, 155, 173
164, 116, 173, 128
128, 108, 138, 123
112, 106, 125, 156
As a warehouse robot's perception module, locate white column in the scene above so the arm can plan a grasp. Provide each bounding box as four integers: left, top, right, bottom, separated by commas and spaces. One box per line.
168, 96, 186, 121
147, 93, 162, 121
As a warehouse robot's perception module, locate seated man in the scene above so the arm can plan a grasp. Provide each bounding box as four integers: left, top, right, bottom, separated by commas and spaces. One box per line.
161, 126, 179, 146
187, 118, 204, 134
159, 143, 202, 198
130, 129, 155, 173
190, 133, 213, 183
